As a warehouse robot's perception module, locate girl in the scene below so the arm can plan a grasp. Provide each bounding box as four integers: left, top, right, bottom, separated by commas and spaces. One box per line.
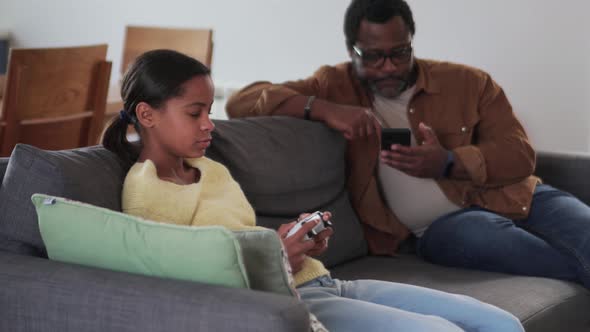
102, 49, 524, 332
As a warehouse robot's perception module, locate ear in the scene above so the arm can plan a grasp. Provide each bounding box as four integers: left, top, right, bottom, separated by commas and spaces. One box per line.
135, 102, 156, 128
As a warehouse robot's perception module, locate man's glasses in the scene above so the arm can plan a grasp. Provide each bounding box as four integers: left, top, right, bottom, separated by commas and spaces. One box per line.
352, 44, 413, 68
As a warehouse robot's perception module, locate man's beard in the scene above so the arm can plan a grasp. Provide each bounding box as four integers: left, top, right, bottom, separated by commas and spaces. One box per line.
368, 75, 410, 99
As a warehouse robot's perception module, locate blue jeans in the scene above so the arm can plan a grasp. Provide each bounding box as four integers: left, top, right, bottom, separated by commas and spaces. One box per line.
298, 275, 523, 332
417, 184, 590, 288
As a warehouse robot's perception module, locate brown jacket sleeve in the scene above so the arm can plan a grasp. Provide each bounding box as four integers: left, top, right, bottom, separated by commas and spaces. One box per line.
226, 68, 327, 118
452, 73, 536, 186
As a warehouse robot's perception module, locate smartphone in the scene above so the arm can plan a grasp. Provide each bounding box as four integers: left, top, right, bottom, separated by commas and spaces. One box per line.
381, 128, 411, 150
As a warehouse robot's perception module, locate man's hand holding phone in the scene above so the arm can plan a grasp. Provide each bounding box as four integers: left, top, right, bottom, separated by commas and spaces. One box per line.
380, 123, 451, 179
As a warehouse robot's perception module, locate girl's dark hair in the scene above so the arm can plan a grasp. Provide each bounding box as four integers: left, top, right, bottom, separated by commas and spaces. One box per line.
101, 49, 211, 165
344, 0, 415, 50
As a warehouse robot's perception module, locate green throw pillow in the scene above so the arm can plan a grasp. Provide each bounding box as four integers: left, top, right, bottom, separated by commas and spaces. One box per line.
31, 194, 249, 289
232, 229, 298, 296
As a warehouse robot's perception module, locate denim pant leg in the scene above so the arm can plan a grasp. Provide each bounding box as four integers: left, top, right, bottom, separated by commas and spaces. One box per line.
298, 276, 523, 332
417, 185, 579, 282
515, 184, 590, 288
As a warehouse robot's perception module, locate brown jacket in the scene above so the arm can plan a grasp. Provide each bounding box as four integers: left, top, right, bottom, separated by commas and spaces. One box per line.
226, 59, 539, 255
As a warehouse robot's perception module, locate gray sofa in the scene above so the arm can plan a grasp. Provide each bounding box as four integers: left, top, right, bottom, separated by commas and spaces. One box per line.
1, 116, 589, 331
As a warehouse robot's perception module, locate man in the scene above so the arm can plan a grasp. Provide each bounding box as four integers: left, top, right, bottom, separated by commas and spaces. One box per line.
226, 0, 590, 288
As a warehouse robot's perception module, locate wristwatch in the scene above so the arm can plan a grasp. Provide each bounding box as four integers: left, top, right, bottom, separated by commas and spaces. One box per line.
304, 96, 316, 120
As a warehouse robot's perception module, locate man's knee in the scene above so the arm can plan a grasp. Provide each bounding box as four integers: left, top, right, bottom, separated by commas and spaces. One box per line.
424, 209, 511, 242
418, 209, 515, 264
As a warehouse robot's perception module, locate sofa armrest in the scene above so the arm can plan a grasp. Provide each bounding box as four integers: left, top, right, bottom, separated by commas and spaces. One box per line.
0, 252, 309, 332
535, 150, 590, 205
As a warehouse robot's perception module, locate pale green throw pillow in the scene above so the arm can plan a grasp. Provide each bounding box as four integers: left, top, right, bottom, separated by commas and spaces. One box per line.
232, 229, 298, 296
32, 194, 249, 289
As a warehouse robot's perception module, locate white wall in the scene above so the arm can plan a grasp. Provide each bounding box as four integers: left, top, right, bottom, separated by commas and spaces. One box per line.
0, 0, 588, 152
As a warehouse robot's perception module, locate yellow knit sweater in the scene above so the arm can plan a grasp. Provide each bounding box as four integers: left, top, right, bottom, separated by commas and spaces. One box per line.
122, 157, 329, 286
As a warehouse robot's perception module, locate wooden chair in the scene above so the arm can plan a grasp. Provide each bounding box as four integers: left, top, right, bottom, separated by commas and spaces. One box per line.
0, 44, 111, 157
121, 25, 213, 73
105, 25, 213, 129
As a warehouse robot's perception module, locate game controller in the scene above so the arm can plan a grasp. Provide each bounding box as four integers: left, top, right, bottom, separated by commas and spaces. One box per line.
286, 211, 333, 241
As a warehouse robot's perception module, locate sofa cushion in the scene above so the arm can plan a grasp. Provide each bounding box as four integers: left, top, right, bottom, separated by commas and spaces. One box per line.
535, 151, 590, 205
207, 117, 347, 215
32, 194, 250, 288
0, 144, 128, 256
330, 255, 590, 332
207, 117, 368, 266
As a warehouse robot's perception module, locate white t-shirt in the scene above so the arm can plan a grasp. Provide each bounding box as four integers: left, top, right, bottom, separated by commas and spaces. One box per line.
373, 88, 460, 237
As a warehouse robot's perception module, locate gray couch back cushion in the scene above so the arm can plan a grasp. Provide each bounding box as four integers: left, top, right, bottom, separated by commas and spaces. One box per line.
535, 151, 590, 205
207, 117, 368, 267
0, 144, 128, 256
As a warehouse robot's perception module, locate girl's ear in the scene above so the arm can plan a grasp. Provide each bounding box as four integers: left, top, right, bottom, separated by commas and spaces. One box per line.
135, 102, 156, 128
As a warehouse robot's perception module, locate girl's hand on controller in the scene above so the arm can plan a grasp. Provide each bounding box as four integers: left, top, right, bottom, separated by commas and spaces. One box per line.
307, 211, 333, 257
278, 219, 319, 274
